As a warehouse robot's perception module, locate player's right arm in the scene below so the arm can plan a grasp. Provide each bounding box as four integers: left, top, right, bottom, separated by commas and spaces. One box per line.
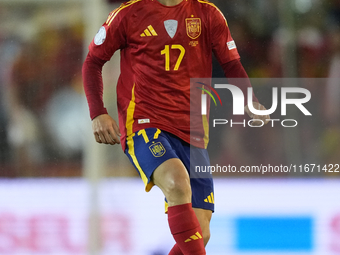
82, 51, 122, 145
82, 6, 127, 144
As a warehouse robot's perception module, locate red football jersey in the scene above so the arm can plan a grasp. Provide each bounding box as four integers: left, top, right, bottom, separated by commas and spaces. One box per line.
88, 0, 240, 150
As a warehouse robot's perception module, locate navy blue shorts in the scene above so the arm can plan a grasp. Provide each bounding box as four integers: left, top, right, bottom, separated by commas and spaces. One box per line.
125, 128, 214, 212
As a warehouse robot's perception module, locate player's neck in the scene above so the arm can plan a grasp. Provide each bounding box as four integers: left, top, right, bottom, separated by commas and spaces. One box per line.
157, 0, 183, 6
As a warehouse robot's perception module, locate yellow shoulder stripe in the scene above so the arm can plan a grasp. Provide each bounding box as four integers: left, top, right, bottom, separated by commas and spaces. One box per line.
197, 0, 228, 26
106, 8, 119, 24
106, 0, 142, 26
197, 0, 217, 8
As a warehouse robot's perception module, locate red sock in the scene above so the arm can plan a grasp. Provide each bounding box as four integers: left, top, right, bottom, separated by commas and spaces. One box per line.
168, 244, 183, 255
167, 203, 206, 255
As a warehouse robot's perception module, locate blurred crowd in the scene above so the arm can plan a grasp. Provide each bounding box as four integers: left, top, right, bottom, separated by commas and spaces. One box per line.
0, 0, 339, 178
0, 4, 87, 177
208, 0, 340, 177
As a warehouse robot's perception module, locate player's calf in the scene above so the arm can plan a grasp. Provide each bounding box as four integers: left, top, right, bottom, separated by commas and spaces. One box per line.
168, 203, 206, 255
193, 208, 212, 246
152, 159, 206, 254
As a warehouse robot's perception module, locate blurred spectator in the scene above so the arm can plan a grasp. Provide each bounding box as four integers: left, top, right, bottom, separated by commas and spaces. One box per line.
325, 27, 340, 124
44, 73, 90, 160
0, 35, 20, 166
7, 25, 84, 176
297, 26, 328, 77
322, 26, 340, 169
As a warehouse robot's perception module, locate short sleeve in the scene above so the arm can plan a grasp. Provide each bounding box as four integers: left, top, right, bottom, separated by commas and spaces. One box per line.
89, 8, 127, 61
210, 7, 240, 65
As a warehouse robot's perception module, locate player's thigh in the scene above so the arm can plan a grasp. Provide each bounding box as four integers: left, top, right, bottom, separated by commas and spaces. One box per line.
125, 128, 187, 195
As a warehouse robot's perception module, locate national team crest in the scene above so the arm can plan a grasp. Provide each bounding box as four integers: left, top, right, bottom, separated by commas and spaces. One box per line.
186, 18, 201, 39
149, 142, 166, 157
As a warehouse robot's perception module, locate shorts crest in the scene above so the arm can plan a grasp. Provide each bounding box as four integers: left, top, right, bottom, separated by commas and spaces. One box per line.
149, 142, 166, 157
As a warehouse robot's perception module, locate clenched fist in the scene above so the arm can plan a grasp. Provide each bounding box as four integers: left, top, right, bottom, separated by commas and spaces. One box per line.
92, 114, 121, 145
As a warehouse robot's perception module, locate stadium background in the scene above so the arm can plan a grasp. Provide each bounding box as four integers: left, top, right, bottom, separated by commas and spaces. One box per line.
0, 0, 340, 254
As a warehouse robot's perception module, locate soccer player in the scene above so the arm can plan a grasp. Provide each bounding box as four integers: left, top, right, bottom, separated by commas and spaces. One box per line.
82, 0, 269, 254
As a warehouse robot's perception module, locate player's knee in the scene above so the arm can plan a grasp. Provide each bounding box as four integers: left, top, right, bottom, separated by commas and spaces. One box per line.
152, 158, 191, 204
165, 176, 191, 202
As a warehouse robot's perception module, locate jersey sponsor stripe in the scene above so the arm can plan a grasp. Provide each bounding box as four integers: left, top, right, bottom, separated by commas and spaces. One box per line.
125, 84, 136, 136
107, 0, 142, 26
125, 84, 153, 191
202, 110, 209, 148
126, 135, 149, 190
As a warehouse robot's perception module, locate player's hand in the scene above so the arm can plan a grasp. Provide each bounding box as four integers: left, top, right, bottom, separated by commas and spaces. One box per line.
92, 114, 121, 145
245, 102, 270, 126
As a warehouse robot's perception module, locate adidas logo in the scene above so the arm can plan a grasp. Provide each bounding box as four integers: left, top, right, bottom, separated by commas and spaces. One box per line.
140, 25, 158, 37
184, 232, 203, 243
204, 192, 214, 204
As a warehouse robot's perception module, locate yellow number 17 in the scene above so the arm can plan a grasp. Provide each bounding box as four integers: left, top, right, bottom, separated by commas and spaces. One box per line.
161, 44, 185, 71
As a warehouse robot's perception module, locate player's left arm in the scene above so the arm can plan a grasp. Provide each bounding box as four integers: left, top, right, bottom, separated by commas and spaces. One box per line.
209, 6, 270, 125
221, 59, 270, 125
